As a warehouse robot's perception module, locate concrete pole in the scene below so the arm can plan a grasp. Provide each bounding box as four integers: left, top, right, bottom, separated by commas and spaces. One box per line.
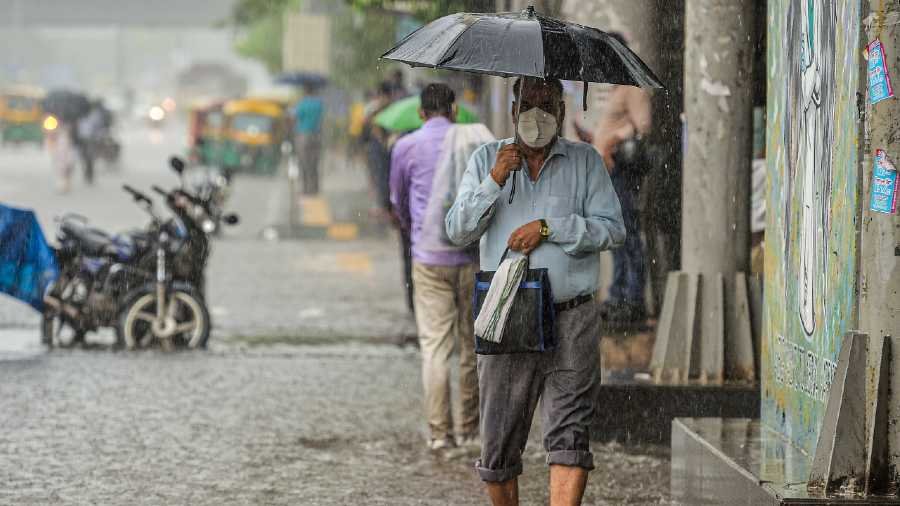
859, 0, 900, 489
682, 0, 753, 275
859, 1, 900, 355
650, 0, 755, 384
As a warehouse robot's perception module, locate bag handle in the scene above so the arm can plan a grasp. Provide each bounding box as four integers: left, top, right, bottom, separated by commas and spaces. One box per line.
497, 247, 530, 270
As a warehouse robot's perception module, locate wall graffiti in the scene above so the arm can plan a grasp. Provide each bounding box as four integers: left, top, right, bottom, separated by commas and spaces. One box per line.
763, 0, 861, 456
788, 0, 836, 338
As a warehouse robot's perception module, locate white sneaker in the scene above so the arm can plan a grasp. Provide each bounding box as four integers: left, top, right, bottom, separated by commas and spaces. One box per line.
455, 433, 481, 449
428, 438, 455, 452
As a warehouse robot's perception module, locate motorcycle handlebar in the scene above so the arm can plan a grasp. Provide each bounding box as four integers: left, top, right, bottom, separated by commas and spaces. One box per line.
122, 184, 152, 205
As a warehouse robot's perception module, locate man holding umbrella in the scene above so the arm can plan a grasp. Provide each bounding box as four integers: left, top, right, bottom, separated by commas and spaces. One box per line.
383, 7, 660, 504
447, 77, 625, 504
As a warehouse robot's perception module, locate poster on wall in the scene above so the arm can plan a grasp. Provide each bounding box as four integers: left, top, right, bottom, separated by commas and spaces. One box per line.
867, 38, 895, 104
870, 149, 898, 214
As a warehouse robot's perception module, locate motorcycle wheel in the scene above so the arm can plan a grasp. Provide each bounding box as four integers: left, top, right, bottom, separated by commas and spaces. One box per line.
116, 284, 210, 350
41, 309, 85, 349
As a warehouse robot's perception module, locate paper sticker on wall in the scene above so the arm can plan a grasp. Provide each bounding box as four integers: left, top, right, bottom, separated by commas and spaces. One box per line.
870, 149, 898, 215
867, 39, 895, 104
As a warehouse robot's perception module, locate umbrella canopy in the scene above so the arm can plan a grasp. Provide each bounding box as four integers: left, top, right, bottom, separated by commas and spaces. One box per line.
381, 6, 663, 89
42, 89, 91, 122
374, 95, 479, 133
275, 72, 328, 89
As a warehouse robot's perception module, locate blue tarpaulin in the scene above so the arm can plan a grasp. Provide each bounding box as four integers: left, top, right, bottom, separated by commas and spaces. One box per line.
0, 204, 58, 311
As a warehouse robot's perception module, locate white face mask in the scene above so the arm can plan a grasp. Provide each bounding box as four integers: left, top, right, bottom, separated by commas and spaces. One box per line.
517, 106, 558, 148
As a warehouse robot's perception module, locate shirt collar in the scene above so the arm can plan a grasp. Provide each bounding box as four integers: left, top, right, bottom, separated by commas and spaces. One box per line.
422, 116, 452, 130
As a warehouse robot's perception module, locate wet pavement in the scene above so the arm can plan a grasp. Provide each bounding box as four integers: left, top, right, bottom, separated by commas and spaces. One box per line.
0, 122, 670, 504
0, 345, 669, 505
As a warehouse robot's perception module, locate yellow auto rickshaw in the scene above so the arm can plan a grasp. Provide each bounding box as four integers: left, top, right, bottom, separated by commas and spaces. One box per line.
220, 98, 289, 175
188, 100, 226, 167
0, 86, 45, 146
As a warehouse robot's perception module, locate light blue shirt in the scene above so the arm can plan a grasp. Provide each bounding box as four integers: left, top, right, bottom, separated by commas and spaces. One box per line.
445, 137, 625, 302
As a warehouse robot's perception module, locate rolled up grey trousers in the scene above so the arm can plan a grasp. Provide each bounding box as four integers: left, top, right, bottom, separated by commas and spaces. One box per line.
475, 299, 600, 482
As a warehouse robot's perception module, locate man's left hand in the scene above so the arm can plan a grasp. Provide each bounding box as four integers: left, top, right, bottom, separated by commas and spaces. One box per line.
508, 220, 544, 254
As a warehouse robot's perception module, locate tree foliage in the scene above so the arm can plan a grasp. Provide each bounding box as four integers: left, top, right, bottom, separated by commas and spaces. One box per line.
330, 7, 400, 92
346, 0, 495, 22
227, 0, 302, 74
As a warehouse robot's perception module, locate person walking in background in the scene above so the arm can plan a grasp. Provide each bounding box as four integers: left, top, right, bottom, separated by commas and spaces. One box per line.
446, 77, 624, 506
592, 32, 652, 328
389, 69, 409, 100
293, 84, 325, 195
46, 121, 76, 194
75, 102, 104, 185
362, 81, 414, 317
390, 83, 482, 451
363, 82, 395, 218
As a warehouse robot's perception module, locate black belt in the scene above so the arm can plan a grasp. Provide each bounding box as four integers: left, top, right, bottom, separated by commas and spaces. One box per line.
554, 293, 594, 312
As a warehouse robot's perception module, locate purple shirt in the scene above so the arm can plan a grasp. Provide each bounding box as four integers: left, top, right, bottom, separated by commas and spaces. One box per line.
390, 117, 475, 266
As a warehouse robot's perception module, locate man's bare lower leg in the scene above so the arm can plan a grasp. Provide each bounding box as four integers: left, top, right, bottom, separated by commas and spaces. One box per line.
549, 464, 588, 506
485, 478, 518, 506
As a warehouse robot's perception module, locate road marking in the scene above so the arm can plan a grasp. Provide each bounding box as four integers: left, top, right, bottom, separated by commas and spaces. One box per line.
327, 223, 358, 240
300, 196, 332, 226
335, 252, 372, 274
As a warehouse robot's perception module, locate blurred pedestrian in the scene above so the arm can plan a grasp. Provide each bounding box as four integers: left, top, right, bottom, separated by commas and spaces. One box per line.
362, 81, 417, 316
46, 121, 75, 193
293, 84, 325, 195
592, 32, 653, 328
75, 102, 105, 185
390, 83, 486, 451
389, 69, 409, 100
363, 82, 394, 218
446, 77, 624, 506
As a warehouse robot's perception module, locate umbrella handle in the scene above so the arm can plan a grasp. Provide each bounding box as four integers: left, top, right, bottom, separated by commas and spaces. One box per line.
509, 77, 525, 205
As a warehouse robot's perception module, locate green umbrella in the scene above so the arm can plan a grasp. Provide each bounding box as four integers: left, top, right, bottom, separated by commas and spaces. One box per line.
374, 95, 479, 132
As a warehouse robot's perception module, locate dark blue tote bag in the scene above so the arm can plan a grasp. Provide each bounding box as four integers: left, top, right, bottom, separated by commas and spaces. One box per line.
472, 249, 556, 355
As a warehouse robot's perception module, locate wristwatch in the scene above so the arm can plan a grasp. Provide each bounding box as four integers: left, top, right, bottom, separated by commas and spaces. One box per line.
539, 219, 550, 239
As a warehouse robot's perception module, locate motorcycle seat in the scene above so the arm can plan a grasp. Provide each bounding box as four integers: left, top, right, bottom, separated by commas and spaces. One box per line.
61, 221, 118, 257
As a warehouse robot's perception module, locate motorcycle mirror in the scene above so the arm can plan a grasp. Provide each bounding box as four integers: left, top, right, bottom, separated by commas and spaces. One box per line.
223, 214, 240, 225
169, 156, 185, 174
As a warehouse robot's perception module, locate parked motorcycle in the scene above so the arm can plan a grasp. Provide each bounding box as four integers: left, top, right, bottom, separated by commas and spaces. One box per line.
41, 157, 238, 349
183, 164, 234, 236
115, 184, 209, 350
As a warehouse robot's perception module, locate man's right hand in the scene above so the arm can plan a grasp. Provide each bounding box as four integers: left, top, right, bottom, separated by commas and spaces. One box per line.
490, 144, 523, 186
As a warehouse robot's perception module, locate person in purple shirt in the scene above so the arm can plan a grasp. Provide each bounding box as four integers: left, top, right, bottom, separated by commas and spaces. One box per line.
389, 83, 479, 451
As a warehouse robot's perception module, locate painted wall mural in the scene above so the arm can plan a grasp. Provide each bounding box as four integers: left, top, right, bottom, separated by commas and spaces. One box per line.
793, 0, 836, 338
762, 0, 861, 456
